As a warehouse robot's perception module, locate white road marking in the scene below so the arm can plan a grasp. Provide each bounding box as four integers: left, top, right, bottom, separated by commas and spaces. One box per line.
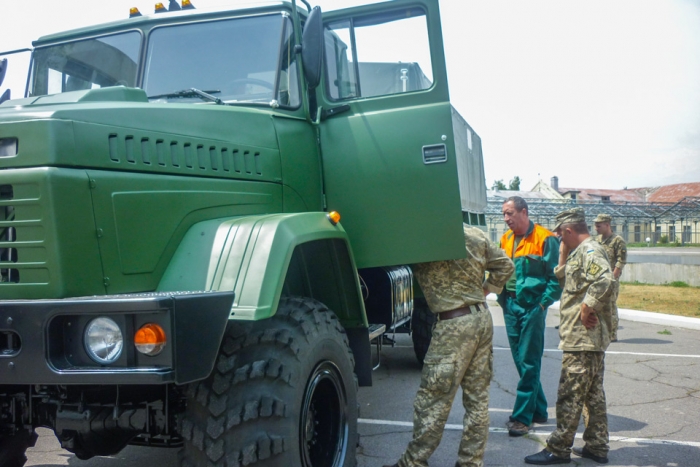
493, 347, 700, 359
358, 418, 700, 448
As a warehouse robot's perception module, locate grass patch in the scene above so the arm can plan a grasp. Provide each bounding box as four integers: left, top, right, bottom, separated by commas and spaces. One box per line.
618, 283, 700, 318
658, 329, 672, 335
626, 243, 700, 248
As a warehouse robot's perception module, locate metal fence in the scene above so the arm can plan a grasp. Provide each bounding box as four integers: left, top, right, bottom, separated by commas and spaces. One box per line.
487, 225, 700, 246
486, 196, 700, 246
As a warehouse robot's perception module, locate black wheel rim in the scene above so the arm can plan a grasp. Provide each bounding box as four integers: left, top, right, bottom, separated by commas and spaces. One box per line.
300, 361, 348, 467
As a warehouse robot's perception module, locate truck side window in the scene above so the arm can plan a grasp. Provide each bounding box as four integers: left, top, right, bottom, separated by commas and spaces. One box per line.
324, 8, 432, 101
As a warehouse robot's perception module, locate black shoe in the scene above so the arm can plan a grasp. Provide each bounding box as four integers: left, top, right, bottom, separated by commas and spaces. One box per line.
573, 446, 609, 464
524, 449, 571, 465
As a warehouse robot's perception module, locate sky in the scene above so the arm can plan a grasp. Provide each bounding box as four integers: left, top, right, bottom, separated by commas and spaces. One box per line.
1, 0, 699, 191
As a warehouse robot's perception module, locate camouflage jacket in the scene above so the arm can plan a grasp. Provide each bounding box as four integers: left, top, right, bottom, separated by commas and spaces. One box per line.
413, 225, 514, 313
555, 237, 613, 352
596, 233, 627, 272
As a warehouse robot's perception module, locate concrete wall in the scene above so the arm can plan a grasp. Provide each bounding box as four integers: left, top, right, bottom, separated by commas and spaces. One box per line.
621, 263, 700, 286
622, 248, 700, 286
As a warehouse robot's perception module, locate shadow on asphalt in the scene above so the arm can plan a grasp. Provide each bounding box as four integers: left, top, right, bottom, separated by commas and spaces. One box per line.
615, 338, 673, 345
607, 413, 647, 432
608, 443, 700, 466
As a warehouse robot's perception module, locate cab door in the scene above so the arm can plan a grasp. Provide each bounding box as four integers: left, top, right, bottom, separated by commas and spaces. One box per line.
317, 0, 465, 269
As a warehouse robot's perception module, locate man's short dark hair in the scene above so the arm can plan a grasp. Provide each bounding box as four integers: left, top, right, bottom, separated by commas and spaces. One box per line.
562, 222, 589, 234
504, 196, 528, 214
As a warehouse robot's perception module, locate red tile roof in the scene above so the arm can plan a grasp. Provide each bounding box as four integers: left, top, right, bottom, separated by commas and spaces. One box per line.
644, 182, 700, 203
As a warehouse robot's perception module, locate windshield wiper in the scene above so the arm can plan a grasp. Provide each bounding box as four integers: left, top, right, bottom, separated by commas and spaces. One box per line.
148, 88, 224, 104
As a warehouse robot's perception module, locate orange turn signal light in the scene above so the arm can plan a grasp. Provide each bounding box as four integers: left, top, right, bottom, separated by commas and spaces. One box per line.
134, 323, 167, 356
327, 211, 341, 225
129, 7, 142, 17
154, 2, 167, 13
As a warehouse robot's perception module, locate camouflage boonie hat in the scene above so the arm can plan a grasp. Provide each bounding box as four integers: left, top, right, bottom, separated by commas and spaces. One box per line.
553, 207, 586, 230
594, 213, 612, 223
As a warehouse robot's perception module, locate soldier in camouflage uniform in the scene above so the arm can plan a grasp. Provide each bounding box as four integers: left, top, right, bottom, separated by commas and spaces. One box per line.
525, 208, 613, 466
383, 224, 513, 467
594, 213, 627, 341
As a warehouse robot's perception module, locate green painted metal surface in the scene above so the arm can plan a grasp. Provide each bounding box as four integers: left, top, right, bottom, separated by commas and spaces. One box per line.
0, 168, 104, 299
159, 212, 364, 323
317, 0, 466, 268
0, 0, 470, 323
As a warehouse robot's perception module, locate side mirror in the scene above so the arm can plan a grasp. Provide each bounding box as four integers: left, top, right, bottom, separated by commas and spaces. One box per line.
0, 89, 9, 105
302, 6, 323, 89
0, 59, 7, 87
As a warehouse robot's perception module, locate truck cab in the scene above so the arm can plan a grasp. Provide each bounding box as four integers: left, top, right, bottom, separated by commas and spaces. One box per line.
0, 1, 485, 466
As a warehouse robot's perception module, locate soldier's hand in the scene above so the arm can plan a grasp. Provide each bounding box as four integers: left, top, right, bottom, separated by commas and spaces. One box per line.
613, 267, 622, 280
558, 241, 570, 266
580, 303, 598, 329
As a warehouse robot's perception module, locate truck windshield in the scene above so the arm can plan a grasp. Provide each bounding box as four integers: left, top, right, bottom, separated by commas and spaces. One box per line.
29, 32, 141, 96
143, 14, 299, 107
26, 13, 299, 108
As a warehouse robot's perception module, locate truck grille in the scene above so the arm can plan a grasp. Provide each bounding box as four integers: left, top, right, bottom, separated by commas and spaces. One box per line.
0, 184, 18, 283
0, 177, 48, 288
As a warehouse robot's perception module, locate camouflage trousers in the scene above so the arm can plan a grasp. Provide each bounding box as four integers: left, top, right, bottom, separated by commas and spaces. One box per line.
610, 280, 620, 340
547, 351, 609, 459
398, 306, 493, 467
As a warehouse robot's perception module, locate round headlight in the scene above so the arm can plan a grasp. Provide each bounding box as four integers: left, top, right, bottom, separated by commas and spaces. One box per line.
84, 317, 124, 364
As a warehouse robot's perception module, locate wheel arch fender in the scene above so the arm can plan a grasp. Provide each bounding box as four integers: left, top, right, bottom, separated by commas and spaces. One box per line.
157, 212, 367, 326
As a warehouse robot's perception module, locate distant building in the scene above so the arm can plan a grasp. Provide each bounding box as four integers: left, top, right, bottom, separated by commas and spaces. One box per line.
486, 177, 700, 245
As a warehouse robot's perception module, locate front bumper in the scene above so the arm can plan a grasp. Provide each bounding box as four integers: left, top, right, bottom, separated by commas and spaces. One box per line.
0, 291, 233, 385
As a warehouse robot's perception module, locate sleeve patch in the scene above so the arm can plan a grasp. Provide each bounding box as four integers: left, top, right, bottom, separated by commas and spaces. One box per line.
587, 261, 603, 277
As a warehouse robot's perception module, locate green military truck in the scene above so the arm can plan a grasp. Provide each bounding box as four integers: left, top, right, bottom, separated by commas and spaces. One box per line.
0, 1, 486, 466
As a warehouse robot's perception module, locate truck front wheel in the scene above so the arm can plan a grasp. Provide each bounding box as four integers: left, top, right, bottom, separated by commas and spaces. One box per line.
179, 296, 358, 467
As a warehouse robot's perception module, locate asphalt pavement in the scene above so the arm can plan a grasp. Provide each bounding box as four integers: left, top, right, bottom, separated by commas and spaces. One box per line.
25, 302, 700, 467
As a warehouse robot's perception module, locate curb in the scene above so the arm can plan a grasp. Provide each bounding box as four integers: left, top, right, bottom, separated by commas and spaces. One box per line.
486, 293, 700, 332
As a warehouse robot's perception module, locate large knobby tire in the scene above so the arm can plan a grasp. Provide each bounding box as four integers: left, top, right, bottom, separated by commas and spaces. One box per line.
411, 297, 435, 366
179, 296, 358, 467
0, 429, 38, 467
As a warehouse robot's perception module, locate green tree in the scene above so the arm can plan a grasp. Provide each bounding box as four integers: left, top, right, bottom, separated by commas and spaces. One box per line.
492, 179, 507, 190
509, 176, 521, 190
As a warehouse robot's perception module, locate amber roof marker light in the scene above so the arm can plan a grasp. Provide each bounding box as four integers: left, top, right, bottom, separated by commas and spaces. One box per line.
327, 211, 341, 225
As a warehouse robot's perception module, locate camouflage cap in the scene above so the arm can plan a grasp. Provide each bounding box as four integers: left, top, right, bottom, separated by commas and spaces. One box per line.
553, 207, 586, 230
594, 213, 612, 223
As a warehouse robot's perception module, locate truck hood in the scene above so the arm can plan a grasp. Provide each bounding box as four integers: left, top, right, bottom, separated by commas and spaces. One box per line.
0, 87, 281, 173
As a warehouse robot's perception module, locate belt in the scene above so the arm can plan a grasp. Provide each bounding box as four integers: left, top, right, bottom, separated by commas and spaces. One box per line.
436, 303, 484, 321
504, 291, 517, 299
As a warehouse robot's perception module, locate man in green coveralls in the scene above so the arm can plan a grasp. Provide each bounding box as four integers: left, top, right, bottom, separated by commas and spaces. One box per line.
383, 225, 513, 467
498, 196, 561, 436
525, 208, 613, 465
594, 213, 627, 341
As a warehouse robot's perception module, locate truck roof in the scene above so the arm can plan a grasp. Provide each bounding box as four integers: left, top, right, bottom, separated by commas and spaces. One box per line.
33, 1, 296, 47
